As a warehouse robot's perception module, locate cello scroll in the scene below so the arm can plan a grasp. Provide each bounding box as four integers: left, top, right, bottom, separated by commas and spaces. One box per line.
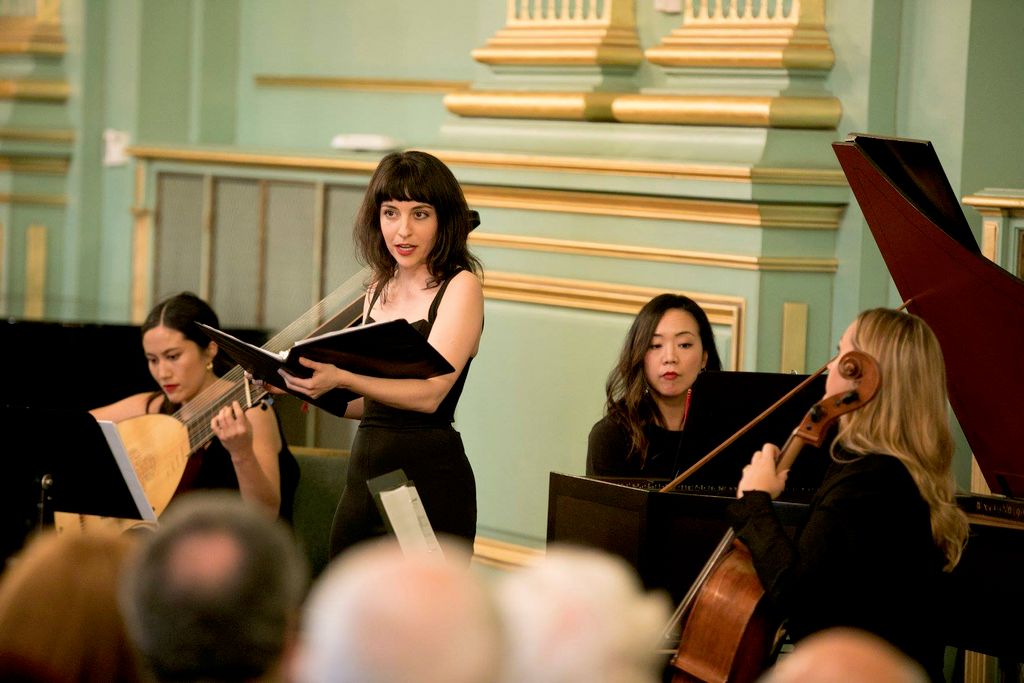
775, 350, 880, 472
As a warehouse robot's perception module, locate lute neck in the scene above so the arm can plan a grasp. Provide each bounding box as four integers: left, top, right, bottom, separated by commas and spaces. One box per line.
166, 267, 372, 457
173, 368, 271, 455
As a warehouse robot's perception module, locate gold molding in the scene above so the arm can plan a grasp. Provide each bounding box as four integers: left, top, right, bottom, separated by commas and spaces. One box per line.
290, 446, 350, 458
0, 42, 64, 55
963, 192, 1024, 216
0, 155, 69, 174
980, 220, 998, 263
611, 94, 841, 129
131, 162, 150, 323
444, 90, 618, 122
461, 184, 842, 229
126, 144, 847, 187
0, 220, 5, 317
645, 0, 833, 70
127, 146, 380, 174
971, 456, 992, 496
199, 175, 214, 302
482, 270, 742, 320
472, 0, 642, 67
481, 270, 744, 370
780, 301, 808, 374
0, 192, 66, 206
429, 149, 846, 186
0, 79, 69, 101
963, 651, 997, 683
254, 75, 470, 94
312, 181, 327, 304
24, 224, 46, 319
472, 536, 544, 571
471, 45, 641, 66
0, 127, 74, 143
0, 13, 65, 55
444, 90, 841, 128
0, 39, 65, 55
471, 232, 837, 273
256, 181, 269, 328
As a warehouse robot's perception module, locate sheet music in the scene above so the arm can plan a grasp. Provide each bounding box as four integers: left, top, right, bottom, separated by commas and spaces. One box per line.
378, 483, 443, 557
97, 420, 158, 522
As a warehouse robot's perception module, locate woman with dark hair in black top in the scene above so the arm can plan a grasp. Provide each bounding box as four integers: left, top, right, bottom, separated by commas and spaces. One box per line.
277, 151, 484, 558
91, 292, 298, 519
587, 293, 722, 478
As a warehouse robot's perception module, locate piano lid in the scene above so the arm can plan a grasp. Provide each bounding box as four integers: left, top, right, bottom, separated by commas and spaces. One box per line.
833, 133, 1024, 498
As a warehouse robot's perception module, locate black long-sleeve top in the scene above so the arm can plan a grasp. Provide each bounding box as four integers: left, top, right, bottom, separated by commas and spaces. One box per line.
727, 452, 948, 682
586, 415, 684, 478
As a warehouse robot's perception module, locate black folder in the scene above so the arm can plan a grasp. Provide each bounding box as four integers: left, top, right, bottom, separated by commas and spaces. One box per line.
199, 320, 455, 417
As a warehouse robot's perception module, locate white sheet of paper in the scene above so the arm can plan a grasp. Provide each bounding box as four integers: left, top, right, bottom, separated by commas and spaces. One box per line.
97, 420, 158, 522
378, 484, 443, 558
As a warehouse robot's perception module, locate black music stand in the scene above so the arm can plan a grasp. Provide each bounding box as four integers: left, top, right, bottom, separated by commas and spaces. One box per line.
0, 405, 152, 565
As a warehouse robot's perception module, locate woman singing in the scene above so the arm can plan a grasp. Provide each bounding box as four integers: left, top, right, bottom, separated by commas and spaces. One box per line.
278, 151, 484, 558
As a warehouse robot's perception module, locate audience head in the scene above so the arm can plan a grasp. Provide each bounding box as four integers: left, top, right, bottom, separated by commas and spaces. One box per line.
140, 292, 228, 404
353, 150, 481, 287
297, 537, 501, 683
119, 492, 308, 682
831, 308, 968, 570
495, 545, 671, 683
0, 529, 141, 683
758, 628, 928, 683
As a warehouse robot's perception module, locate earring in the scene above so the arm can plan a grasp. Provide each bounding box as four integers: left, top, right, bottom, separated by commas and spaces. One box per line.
206, 361, 214, 372
700, 366, 706, 373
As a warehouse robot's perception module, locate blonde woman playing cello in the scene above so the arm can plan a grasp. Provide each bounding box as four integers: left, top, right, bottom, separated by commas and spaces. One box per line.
730, 308, 968, 682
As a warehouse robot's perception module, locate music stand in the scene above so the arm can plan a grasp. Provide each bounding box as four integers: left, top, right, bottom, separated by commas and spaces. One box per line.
0, 405, 154, 562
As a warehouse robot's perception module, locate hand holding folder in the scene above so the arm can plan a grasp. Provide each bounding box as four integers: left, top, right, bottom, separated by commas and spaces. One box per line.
197, 321, 455, 417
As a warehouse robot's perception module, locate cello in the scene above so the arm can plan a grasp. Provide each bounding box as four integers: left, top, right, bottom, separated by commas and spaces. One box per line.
663, 349, 880, 683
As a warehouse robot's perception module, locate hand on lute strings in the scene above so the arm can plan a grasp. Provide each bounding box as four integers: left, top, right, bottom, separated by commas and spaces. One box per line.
210, 400, 255, 455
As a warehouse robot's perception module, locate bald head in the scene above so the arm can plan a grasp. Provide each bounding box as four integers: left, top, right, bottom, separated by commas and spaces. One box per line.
760, 628, 928, 683
165, 529, 245, 592
120, 492, 307, 682
299, 538, 501, 683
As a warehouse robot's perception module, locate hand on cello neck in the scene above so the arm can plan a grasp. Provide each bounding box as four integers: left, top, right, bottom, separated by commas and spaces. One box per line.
736, 442, 788, 499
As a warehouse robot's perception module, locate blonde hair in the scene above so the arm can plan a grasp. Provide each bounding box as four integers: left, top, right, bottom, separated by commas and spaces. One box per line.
0, 530, 141, 682
835, 308, 968, 571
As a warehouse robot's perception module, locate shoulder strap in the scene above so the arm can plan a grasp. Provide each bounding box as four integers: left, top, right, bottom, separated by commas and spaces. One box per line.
427, 271, 462, 324
365, 282, 385, 321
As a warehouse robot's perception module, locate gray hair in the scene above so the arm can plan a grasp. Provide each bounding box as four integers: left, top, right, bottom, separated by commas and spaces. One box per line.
495, 545, 671, 683
298, 537, 502, 683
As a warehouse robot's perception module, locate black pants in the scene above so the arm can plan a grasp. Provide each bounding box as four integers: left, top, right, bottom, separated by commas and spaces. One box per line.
328, 424, 477, 558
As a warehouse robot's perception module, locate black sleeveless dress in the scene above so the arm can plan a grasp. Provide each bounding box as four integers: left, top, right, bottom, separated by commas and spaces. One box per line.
328, 277, 477, 557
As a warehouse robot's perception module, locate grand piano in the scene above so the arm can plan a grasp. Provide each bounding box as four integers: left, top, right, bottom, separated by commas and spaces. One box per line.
548, 134, 1024, 668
